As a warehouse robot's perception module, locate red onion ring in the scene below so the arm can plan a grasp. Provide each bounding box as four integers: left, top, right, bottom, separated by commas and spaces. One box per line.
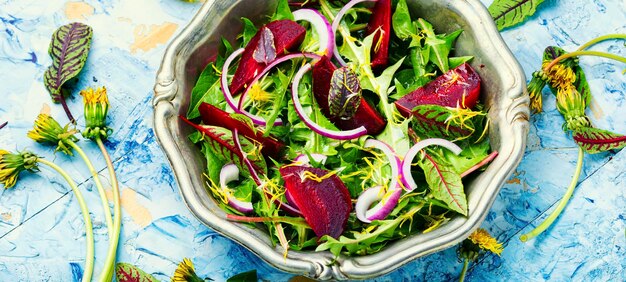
293, 8, 334, 56
401, 138, 463, 191
331, 0, 378, 66
219, 163, 254, 213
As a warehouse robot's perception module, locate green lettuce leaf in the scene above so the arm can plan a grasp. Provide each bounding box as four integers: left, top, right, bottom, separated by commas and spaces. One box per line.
488, 0, 545, 31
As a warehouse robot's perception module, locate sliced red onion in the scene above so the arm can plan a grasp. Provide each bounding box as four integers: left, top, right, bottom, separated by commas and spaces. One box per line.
353, 139, 402, 223
331, 0, 377, 66
237, 52, 322, 126
219, 163, 253, 213
355, 185, 402, 223
460, 151, 499, 178
401, 138, 463, 191
364, 139, 401, 193
294, 153, 328, 165
292, 63, 367, 140
232, 129, 262, 185
221, 48, 246, 113
293, 9, 334, 55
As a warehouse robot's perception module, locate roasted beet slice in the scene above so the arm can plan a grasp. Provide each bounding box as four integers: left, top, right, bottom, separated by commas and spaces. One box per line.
395, 63, 482, 117
230, 20, 306, 95
280, 166, 352, 239
198, 103, 285, 158
312, 56, 387, 135
366, 0, 391, 69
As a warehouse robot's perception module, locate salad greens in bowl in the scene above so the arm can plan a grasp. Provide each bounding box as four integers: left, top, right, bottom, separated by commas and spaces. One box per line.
153, 0, 529, 279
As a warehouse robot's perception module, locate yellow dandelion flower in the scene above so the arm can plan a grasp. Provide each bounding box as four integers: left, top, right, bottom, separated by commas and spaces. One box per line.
527, 72, 548, 113
171, 258, 203, 282
0, 150, 39, 189
542, 61, 576, 90
468, 228, 503, 255
27, 113, 78, 156
248, 82, 273, 103
81, 87, 112, 140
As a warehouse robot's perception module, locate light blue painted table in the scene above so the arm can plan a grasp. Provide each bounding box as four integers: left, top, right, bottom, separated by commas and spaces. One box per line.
1, 0, 624, 281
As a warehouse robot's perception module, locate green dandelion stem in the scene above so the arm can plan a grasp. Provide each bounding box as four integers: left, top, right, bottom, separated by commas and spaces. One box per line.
96, 136, 121, 282
520, 147, 584, 242
577, 34, 626, 51
545, 51, 626, 71
38, 158, 94, 282
458, 258, 469, 282
67, 140, 114, 239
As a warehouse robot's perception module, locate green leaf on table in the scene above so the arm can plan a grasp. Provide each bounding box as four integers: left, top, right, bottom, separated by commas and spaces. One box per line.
271, 0, 294, 21
419, 152, 467, 215
488, 0, 545, 31
44, 22, 92, 101
573, 127, 626, 154
115, 263, 159, 282
227, 270, 258, 282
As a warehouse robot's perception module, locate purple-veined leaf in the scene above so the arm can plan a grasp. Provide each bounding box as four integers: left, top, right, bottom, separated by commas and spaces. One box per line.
329, 66, 361, 120
411, 104, 486, 141
419, 152, 467, 215
182, 117, 267, 176
43, 22, 93, 122
115, 263, 159, 282
573, 127, 626, 154
199, 125, 267, 177
253, 27, 277, 64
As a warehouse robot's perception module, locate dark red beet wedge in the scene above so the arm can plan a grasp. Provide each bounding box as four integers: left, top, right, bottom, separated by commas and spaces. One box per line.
395, 63, 482, 117
366, 0, 391, 69
279, 165, 352, 239
312, 56, 387, 135
230, 20, 306, 95
198, 103, 285, 159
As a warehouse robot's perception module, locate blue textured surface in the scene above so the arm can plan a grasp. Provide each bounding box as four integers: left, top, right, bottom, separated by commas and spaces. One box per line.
1, 0, 625, 281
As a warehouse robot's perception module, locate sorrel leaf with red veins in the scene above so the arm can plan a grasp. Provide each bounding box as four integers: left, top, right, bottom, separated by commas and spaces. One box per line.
419, 152, 467, 216
115, 263, 159, 282
43, 22, 93, 121
280, 166, 352, 239
395, 63, 482, 117
181, 117, 267, 176
488, 0, 546, 31
198, 103, 285, 158
230, 20, 306, 95
573, 127, 626, 154
410, 104, 486, 141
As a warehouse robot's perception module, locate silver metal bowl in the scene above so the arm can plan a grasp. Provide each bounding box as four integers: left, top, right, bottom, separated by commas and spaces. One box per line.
153, 0, 529, 279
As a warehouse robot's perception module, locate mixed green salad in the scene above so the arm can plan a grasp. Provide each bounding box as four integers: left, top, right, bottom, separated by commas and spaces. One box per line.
183, 0, 497, 256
